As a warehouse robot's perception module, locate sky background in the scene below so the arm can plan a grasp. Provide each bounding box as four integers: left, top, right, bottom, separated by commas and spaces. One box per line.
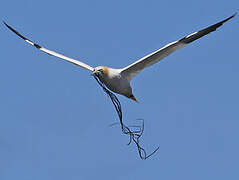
0, 0, 238, 179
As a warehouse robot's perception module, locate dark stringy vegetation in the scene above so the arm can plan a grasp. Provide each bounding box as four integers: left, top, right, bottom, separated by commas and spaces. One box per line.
93, 74, 159, 159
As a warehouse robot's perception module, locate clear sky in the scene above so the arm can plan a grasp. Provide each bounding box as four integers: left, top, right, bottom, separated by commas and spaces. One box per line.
0, 0, 238, 179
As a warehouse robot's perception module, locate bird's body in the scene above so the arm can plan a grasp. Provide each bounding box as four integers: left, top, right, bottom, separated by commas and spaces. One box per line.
3, 14, 236, 102
94, 66, 137, 101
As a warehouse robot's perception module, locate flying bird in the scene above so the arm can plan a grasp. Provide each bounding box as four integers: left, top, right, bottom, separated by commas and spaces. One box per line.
3, 14, 236, 102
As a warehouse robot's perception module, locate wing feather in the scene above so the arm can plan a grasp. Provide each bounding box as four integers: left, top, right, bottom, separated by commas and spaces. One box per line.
121, 14, 236, 81
3, 22, 94, 72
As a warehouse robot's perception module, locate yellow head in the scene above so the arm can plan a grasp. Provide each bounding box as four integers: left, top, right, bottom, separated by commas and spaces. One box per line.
93, 66, 109, 76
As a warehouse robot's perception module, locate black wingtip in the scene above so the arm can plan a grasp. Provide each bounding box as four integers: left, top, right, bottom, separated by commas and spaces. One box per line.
3, 21, 28, 41
220, 13, 237, 25
3, 21, 13, 30
232, 12, 237, 17
219, 13, 236, 25
3, 21, 9, 27
228, 13, 237, 20
3, 21, 14, 33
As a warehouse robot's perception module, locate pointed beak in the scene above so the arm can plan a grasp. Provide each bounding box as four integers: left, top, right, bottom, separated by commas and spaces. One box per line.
129, 95, 139, 103
92, 70, 99, 77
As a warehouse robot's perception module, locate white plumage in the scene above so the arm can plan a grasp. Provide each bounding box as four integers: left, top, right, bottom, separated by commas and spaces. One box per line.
4, 14, 236, 102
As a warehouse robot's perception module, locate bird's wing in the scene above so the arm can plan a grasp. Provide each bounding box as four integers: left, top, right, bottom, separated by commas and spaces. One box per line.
121, 14, 236, 81
3, 22, 94, 72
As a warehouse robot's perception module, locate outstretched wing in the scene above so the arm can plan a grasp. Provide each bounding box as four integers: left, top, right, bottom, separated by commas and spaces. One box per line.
121, 14, 236, 81
3, 22, 94, 72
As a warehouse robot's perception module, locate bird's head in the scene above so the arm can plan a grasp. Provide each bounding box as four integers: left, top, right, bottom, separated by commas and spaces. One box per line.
93, 66, 109, 77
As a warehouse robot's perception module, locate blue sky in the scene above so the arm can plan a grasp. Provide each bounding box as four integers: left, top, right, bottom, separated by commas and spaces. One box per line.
0, 0, 238, 179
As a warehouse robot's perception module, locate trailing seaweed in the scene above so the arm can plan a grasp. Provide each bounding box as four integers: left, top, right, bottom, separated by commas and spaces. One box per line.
93, 74, 159, 160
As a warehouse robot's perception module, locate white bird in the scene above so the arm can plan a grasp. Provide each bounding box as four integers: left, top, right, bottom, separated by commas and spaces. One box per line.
4, 14, 235, 102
